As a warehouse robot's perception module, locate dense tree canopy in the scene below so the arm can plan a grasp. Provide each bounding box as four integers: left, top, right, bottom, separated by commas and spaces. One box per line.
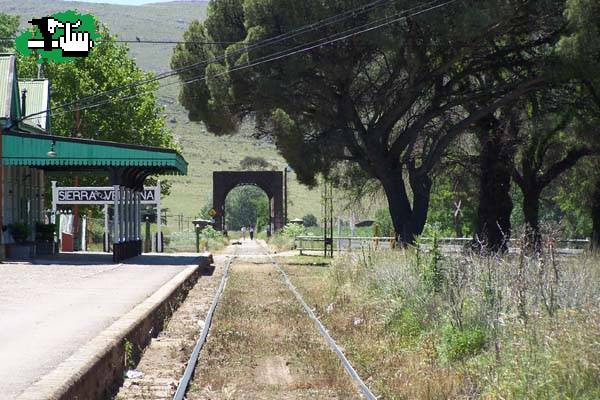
0, 13, 18, 52
18, 24, 174, 149
173, 0, 565, 244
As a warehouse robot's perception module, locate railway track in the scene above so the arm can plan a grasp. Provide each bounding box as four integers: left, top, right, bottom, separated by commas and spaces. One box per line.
173, 241, 377, 399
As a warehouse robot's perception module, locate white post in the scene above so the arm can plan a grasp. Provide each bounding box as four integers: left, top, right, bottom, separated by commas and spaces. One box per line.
156, 181, 162, 252
119, 186, 125, 243
104, 204, 109, 252
51, 180, 57, 224
113, 185, 120, 244
125, 189, 130, 242
136, 192, 141, 241
81, 215, 87, 251
130, 190, 134, 241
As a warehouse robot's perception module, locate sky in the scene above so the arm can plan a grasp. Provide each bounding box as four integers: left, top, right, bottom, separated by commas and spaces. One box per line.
70, 0, 193, 5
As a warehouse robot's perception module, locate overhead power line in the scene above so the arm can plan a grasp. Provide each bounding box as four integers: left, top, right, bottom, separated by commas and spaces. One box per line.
19, 0, 420, 120
44, 0, 456, 120
21, 0, 454, 121
0, 37, 236, 45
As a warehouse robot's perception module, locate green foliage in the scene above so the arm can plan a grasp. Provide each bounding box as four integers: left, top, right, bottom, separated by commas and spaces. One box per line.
239, 156, 272, 170
123, 339, 134, 369
439, 322, 486, 362
0, 13, 19, 52
172, 0, 566, 241
302, 213, 317, 227
385, 306, 425, 342
9, 223, 31, 244
280, 222, 305, 238
374, 208, 394, 237
34, 223, 55, 243
421, 235, 445, 293
200, 225, 222, 240
225, 185, 268, 230
17, 22, 176, 190
427, 172, 477, 237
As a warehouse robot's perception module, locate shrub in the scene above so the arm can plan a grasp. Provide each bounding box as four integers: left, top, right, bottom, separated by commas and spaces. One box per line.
302, 213, 318, 227
9, 223, 31, 244
374, 208, 394, 237
439, 322, 486, 362
201, 225, 222, 240
280, 222, 305, 238
386, 305, 426, 341
35, 223, 55, 242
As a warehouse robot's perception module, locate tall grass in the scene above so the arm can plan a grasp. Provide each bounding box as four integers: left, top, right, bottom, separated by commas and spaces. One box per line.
327, 235, 600, 398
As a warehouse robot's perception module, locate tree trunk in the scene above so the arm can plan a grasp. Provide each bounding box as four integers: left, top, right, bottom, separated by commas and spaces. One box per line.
591, 179, 600, 251
409, 169, 432, 237
380, 172, 419, 245
522, 186, 542, 251
475, 116, 515, 252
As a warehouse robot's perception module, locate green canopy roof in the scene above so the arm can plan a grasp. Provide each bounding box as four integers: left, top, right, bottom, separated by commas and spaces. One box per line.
2, 130, 187, 175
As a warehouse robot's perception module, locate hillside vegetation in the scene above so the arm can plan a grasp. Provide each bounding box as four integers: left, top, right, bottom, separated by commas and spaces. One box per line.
2, 0, 322, 221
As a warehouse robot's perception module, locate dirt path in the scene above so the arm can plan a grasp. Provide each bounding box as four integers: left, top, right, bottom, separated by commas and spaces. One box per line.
187, 241, 358, 399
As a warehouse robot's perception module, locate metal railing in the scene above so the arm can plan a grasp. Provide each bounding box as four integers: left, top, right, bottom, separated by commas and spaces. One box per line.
295, 236, 591, 254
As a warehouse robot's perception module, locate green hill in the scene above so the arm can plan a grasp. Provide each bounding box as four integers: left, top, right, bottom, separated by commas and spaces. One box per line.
2, 0, 322, 223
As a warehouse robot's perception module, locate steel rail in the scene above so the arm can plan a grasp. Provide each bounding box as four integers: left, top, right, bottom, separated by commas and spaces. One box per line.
172, 247, 238, 400
259, 243, 378, 400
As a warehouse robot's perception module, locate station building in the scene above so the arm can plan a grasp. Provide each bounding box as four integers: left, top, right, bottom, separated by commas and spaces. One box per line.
0, 54, 187, 260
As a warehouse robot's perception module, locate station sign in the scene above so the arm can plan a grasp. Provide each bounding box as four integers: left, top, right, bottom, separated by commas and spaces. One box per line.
55, 186, 159, 205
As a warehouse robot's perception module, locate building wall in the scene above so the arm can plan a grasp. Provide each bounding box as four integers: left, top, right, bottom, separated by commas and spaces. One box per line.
2, 166, 46, 244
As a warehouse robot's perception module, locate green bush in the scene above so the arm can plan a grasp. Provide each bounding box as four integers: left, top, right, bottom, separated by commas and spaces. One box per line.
386, 306, 425, 341
9, 223, 31, 244
35, 223, 55, 242
302, 213, 318, 227
200, 225, 222, 240
280, 223, 305, 238
439, 322, 487, 362
374, 208, 394, 237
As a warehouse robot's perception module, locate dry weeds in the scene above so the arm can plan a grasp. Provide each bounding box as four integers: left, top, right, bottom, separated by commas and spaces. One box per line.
187, 259, 359, 399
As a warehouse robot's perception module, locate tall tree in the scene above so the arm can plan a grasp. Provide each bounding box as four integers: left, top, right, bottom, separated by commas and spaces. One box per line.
558, 0, 600, 248
0, 13, 18, 52
18, 24, 175, 149
17, 23, 176, 194
172, 0, 563, 244
473, 109, 520, 251
512, 91, 594, 248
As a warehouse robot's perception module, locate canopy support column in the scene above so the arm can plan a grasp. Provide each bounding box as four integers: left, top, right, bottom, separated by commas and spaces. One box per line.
112, 185, 120, 262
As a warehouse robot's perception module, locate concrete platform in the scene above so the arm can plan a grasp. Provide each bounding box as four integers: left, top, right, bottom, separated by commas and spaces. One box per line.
0, 252, 206, 399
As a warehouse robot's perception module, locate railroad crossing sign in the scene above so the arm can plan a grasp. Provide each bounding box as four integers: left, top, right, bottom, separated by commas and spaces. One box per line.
208, 208, 217, 217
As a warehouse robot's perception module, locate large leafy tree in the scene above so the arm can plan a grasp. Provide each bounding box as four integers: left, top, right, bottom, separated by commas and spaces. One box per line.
172, 0, 563, 243
18, 24, 174, 149
512, 90, 594, 247
557, 0, 600, 247
17, 22, 176, 196
0, 13, 19, 52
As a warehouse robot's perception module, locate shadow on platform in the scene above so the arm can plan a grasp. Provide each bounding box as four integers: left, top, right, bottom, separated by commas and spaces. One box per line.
28, 252, 202, 266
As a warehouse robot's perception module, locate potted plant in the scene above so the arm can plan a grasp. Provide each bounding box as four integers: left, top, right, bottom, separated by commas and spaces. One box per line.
35, 222, 56, 256
7, 223, 34, 259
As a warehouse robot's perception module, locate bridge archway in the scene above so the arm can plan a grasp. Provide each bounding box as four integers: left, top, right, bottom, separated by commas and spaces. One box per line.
213, 171, 285, 232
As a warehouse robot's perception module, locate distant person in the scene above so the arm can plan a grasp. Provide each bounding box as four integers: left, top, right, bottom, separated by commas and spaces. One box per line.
249, 225, 254, 240
241, 226, 246, 241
